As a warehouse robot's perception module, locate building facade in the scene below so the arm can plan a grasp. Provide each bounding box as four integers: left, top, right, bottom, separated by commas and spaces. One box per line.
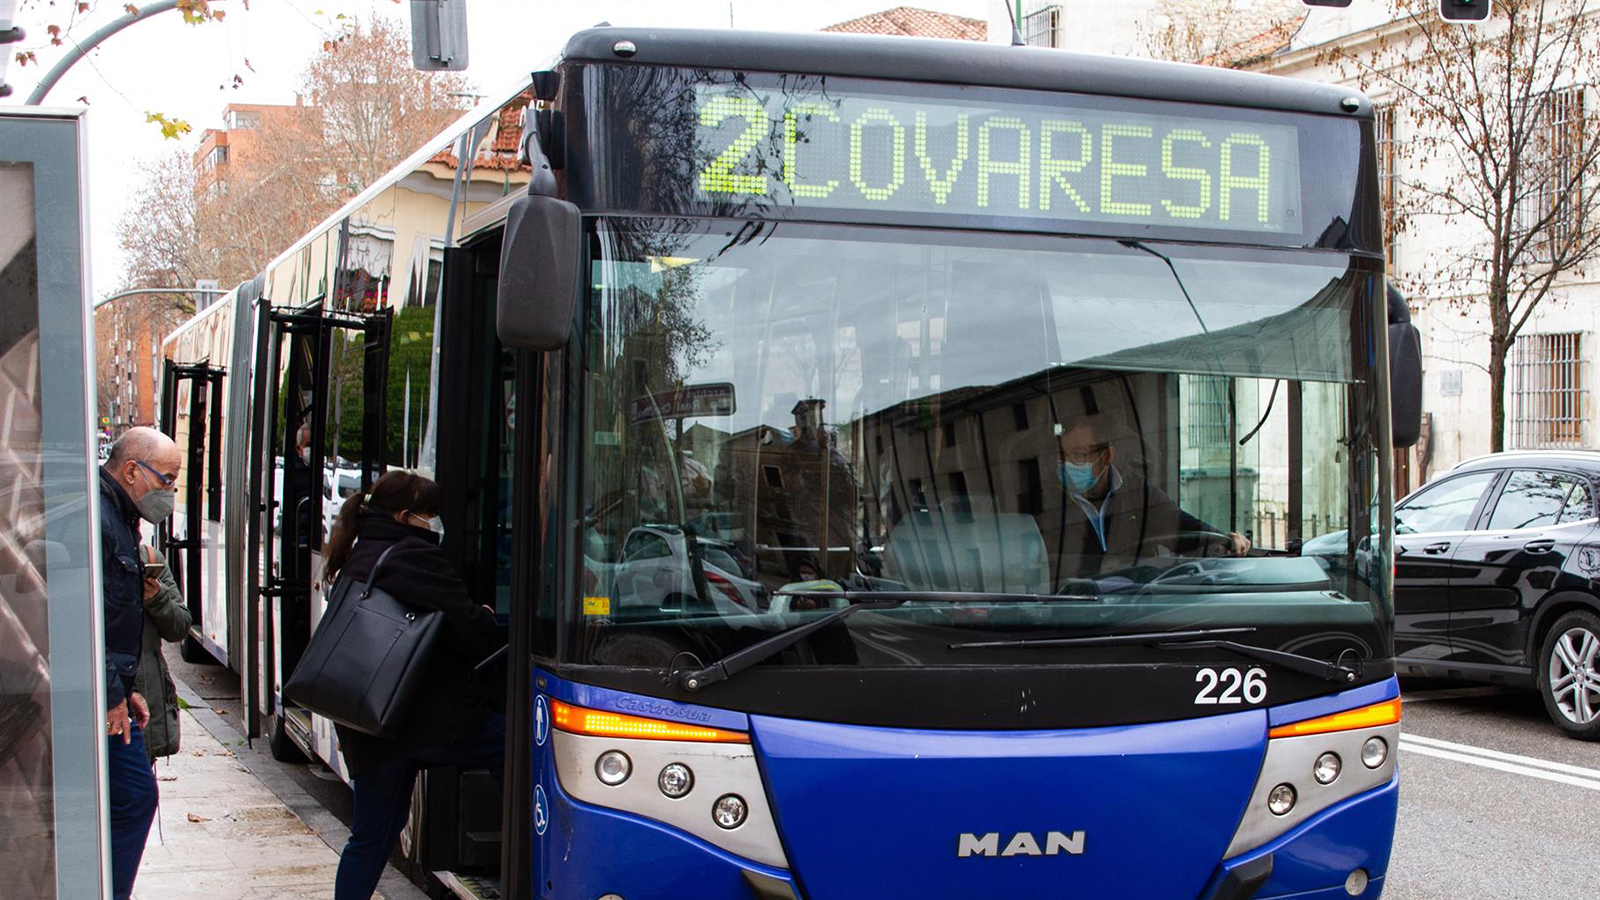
979, 0, 1599, 493
192, 102, 305, 197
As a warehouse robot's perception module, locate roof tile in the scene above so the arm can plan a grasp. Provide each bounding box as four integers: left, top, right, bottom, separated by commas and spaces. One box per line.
822, 6, 987, 41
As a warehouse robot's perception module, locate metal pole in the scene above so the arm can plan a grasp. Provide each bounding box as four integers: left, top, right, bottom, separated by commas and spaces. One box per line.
24, 0, 183, 105
94, 286, 226, 310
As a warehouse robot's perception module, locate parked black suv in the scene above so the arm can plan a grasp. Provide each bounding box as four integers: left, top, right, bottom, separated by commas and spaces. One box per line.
1392, 451, 1600, 739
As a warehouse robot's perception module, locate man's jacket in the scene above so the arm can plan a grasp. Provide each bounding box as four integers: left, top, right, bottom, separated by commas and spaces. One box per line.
1052, 474, 1218, 581
98, 467, 145, 711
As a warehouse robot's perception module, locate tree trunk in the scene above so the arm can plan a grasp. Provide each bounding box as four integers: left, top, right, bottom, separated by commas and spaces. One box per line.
1488, 336, 1508, 454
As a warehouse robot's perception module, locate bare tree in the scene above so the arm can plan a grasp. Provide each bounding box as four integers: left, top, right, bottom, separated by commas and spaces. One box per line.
1139, 0, 1306, 66
1318, 0, 1600, 451
287, 16, 472, 197
116, 15, 474, 298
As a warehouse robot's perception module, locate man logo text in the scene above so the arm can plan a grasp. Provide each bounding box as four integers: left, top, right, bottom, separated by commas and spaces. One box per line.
957, 831, 1086, 857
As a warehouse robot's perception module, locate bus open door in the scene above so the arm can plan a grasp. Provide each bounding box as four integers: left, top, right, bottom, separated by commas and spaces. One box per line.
397, 239, 525, 897
251, 301, 391, 764
158, 358, 225, 665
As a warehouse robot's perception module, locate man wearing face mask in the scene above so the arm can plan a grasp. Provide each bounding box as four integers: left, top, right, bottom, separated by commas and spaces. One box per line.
1053, 415, 1250, 582
98, 426, 182, 900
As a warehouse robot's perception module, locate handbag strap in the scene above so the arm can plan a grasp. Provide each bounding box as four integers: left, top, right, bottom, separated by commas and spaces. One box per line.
358, 545, 400, 600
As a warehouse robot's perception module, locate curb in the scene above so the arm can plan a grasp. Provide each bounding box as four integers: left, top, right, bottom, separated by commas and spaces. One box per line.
171, 676, 430, 900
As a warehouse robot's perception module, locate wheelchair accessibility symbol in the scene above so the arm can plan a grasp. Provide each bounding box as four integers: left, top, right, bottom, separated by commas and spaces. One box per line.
535, 695, 550, 747
534, 784, 549, 836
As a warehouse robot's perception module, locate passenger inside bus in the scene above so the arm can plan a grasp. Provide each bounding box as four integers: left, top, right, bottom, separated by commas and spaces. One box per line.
1051, 413, 1251, 584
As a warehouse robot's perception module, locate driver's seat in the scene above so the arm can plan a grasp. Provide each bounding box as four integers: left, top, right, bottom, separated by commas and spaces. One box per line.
883, 494, 1049, 594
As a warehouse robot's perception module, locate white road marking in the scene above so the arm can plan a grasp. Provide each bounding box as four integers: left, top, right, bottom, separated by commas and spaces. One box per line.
1400, 733, 1600, 791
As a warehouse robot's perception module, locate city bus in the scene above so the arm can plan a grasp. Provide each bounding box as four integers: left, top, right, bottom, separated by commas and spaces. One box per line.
162, 25, 1420, 899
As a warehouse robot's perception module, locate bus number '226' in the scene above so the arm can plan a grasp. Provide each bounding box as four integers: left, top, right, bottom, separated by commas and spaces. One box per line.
1194, 668, 1268, 705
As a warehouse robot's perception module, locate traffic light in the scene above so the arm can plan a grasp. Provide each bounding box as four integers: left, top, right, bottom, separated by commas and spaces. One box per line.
1439, 0, 1491, 23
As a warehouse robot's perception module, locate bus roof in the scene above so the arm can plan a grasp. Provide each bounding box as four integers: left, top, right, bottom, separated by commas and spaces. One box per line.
559, 26, 1372, 119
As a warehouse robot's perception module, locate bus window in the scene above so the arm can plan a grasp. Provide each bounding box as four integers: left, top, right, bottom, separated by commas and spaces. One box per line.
579, 220, 1385, 667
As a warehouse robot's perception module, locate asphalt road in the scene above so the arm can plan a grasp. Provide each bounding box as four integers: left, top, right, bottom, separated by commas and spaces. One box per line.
169, 654, 1597, 900
1386, 679, 1600, 899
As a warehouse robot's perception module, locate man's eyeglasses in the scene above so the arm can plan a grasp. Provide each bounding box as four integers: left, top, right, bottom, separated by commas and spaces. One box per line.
136, 460, 177, 488
1060, 444, 1109, 465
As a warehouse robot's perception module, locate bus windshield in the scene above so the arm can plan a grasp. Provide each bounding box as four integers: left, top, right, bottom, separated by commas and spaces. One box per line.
576, 218, 1389, 671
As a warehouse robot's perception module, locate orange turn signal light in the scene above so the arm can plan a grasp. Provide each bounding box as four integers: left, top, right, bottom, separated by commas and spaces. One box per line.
550, 699, 750, 743
1269, 698, 1401, 739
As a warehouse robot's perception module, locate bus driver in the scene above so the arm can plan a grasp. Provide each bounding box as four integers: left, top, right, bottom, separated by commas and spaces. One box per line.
1053, 414, 1251, 581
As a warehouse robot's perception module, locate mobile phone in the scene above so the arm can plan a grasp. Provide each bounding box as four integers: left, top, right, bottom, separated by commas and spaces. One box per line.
142, 561, 165, 579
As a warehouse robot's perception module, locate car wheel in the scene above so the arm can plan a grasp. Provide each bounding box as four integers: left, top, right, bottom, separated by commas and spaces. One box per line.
1537, 610, 1600, 740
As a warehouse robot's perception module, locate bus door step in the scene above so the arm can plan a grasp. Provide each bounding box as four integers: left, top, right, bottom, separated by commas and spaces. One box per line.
433, 871, 501, 900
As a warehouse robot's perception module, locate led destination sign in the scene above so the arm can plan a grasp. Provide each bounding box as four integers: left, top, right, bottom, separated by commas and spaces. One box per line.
691, 84, 1304, 235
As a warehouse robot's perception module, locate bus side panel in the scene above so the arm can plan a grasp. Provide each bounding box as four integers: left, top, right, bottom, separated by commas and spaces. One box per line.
222, 278, 262, 680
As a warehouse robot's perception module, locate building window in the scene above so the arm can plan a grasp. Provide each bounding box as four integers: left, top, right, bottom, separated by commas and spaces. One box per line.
207, 145, 228, 169
1517, 88, 1588, 260
227, 110, 261, 130
1185, 375, 1232, 449
1375, 106, 1400, 270
1016, 457, 1042, 515
1510, 332, 1585, 449
1021, 2, 1062, 48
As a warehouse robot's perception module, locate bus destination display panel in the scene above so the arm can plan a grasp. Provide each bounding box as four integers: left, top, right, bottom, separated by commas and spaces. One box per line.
689, 82, 1304, 235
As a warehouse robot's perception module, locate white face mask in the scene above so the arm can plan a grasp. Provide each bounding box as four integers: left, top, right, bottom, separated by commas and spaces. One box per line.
411, 514, 444, 540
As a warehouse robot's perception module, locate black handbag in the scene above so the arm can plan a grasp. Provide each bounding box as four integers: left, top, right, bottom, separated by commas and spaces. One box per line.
282, 546, 443, 739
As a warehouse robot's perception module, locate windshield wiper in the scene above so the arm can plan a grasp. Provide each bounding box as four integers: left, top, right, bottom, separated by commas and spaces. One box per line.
951, 627, 1359, 684
671, 590, 1099, 691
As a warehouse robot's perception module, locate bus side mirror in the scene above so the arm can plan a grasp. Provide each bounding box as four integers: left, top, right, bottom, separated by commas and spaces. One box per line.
1387, 285, 1422, 448
497, 193, 580, 351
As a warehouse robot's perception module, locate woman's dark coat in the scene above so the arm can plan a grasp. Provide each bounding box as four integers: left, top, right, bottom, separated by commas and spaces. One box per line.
135, 548, 191, 760
330, 514, 500, 778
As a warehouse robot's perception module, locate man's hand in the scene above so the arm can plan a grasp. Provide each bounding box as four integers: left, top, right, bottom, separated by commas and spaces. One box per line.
141, 545, 161, 602
107, 700, 131, 744
129, 692, 151, 730
1227, 532, 1253, 556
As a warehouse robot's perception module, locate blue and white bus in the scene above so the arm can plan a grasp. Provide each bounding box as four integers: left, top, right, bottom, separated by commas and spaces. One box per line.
164, 25, 1419, 899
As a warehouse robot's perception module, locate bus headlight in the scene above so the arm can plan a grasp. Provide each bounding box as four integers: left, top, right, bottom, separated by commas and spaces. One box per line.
712, 793, 748, 829
549, 699, 788, 869
658, 762, 694, 798
1313, 751, 1342, 784
1224, 698, 1400, 858
595, 750, 632, 786
1361, 736, 1388, 768
1267, 783, 1296, 816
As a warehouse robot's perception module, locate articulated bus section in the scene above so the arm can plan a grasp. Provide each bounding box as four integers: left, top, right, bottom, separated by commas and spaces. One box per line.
161, 82, 536, 881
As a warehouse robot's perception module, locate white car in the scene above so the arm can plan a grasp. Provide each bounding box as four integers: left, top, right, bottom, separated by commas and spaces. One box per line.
321, 464, 363, 541
613, 525, 766, 615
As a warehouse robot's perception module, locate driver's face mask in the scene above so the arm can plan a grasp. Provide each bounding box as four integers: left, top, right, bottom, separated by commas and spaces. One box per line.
1057, 461, 1099, 494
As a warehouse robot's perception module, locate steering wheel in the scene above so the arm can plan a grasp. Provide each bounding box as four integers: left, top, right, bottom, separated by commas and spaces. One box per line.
1140, 529, 1237, 558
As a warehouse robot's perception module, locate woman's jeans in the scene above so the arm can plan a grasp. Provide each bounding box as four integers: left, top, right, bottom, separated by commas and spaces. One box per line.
334, 713, 506, 900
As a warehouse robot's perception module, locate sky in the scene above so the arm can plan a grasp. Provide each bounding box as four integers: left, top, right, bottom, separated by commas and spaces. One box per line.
1, 0, 989, 298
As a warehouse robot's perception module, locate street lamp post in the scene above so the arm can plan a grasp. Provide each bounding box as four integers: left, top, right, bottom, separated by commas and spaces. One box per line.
94, 285, 227, 310
23, 0, 185, 106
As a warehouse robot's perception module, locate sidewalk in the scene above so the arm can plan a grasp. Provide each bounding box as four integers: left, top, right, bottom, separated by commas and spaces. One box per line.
133, 681, 429, 900
133, 708, 339, 899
